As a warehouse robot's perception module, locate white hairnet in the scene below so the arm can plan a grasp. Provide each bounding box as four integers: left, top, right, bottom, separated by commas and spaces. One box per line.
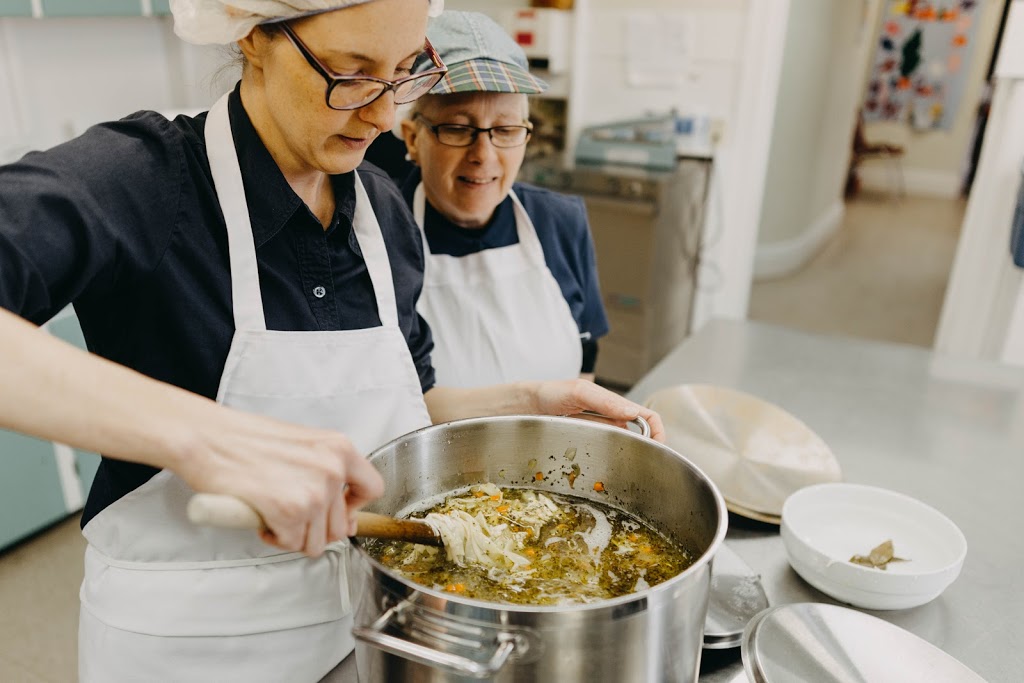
171, 0, 444, 45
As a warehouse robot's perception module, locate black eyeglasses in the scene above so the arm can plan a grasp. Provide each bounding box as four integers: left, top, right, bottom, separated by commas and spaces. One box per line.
280, 23, 447, 111
414, 114, 533, 148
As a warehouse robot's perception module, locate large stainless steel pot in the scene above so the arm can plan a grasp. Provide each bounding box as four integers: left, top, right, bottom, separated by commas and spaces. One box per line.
347, 415, 727, 683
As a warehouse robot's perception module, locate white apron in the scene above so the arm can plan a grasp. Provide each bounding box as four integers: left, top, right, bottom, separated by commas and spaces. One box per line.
78, 93, 431, 683
414, 184, 582, 388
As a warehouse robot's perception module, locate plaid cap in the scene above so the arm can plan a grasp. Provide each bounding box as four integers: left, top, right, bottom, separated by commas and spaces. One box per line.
425, 11, 548, 95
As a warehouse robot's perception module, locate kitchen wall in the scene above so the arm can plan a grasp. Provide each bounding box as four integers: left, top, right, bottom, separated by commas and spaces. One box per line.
0, 15, 231, 159
754, 0, 881, 279
858, 0, 1006, 198
0, 1, 748, 155
449, 0, 748, 162
572, 0, 746, 128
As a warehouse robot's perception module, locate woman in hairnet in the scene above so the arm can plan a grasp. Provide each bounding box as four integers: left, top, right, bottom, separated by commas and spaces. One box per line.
0, 0, 663, 680
397, 11, 608, 388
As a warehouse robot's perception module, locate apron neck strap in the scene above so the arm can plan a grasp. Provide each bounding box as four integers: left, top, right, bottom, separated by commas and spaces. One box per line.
506, 189, 545, 262
351, 173, 399, 328
206, 93, 267, 331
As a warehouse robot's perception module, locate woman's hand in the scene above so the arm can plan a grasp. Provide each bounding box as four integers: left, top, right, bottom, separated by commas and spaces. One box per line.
171, 409, 384, 557
528, 379, 666, 443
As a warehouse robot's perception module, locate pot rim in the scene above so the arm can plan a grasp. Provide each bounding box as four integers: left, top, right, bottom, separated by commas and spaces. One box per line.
353, 414, 729, 614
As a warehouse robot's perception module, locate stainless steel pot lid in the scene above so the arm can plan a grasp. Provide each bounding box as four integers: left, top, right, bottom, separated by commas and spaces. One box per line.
645, 385, 842, 518
724, 500, 781, 526
741, 603, 987, 683
704, 543, 769, 650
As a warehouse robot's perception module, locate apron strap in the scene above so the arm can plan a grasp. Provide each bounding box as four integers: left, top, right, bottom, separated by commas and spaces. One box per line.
351, 172, 399, 328
205, 94, 267, 332
412, 183, 433, 283
507, 189, 548, 267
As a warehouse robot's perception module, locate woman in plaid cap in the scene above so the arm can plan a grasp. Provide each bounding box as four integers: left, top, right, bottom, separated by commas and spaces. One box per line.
0, 2, 660, 680
400, 11, 609, 389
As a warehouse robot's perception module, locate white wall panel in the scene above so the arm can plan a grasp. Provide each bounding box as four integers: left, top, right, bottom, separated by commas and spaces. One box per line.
0, 14, 234, 152
573, 4, 745, 132
5, 16, 173, 148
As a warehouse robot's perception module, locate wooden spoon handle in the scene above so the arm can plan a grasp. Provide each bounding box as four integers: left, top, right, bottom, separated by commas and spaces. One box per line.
187, 493, 262, 529
186, 493, 441, 546
355, 511, 441, 546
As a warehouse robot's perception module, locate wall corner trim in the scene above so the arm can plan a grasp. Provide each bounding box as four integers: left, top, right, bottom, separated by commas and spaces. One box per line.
753, 200, 845, 281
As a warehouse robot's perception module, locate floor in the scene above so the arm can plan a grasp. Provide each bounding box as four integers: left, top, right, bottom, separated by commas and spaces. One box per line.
0, 195, 966, 683
0, 514, 84, 682
749, 194, 966, 347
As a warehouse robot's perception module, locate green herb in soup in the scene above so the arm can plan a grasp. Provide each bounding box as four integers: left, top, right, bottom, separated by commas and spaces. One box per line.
364, 484, 695, 606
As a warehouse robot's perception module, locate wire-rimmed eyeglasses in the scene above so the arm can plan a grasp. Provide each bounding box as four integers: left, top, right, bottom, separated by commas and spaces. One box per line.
413, 113, 533, 148
280, 23, 448, 111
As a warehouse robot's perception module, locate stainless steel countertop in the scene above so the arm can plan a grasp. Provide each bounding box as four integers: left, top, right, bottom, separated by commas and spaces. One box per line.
626, 320, 1024, 683
325, 319, 1023, 682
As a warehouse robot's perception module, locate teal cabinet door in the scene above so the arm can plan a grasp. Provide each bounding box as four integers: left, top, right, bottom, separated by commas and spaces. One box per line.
0, 0, 34, 16
41, 0, 142, 16
76, 451, 102, 502
47, 311, 103, 502
46, 311, 87, 350
0, 431, 67, 549
152, 0, 171, 14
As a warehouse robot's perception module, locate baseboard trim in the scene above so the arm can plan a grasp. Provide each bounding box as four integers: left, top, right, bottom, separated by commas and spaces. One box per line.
754, 201, 845, 280
858, 164, 962, 199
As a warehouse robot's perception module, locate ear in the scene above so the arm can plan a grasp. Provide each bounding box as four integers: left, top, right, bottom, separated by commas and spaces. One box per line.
401, 118, 421, 165
237, 28, 272, 70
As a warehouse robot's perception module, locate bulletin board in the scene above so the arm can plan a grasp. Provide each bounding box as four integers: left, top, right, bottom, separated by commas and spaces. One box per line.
862, 0, 986, 130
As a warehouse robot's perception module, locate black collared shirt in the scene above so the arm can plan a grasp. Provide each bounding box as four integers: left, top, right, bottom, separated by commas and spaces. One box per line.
0, 86, 435, 526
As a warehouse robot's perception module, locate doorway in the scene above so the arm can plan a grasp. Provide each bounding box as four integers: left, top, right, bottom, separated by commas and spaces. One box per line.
749, 0, 1010, 349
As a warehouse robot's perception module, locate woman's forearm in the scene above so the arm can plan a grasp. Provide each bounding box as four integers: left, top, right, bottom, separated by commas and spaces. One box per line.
0, 307, 386, 555
422, 382, 541, 424
0, 307, 206, 470
423, 379, 665, 442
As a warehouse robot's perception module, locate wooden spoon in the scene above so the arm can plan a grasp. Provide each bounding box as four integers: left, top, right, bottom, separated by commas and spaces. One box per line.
186, 493, 441, 546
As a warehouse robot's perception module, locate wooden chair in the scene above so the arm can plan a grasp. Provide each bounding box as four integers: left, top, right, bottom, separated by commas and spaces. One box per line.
846, 114, 905, 200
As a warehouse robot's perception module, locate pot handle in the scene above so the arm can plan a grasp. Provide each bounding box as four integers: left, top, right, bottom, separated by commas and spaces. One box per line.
352, 603, 517, 679
579, 410, 652, 439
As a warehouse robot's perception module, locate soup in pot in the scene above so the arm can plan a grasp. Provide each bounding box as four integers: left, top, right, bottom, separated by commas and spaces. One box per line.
363, 483, 695, 606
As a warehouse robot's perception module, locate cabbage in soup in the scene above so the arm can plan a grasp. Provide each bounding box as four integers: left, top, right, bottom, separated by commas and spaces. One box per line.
363, 483, 695, 606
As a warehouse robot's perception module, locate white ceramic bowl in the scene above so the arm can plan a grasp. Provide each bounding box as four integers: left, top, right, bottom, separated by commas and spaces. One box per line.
780, 483, 967, 610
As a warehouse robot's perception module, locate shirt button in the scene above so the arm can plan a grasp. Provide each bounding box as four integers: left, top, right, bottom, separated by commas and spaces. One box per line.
313, 286, 326, 299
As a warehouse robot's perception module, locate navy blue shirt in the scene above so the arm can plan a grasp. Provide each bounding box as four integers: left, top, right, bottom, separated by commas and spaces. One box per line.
401, 169, 608, 372
0, 86, 435, 525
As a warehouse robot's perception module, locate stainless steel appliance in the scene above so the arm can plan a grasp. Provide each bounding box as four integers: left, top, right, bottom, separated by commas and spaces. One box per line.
347, 415, 727, 682
520, 159, 711, 388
